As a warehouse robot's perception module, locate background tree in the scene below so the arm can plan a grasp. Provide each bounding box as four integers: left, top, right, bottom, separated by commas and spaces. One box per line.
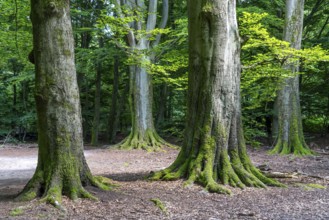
301, 0, 329, 136
270, 0, 312, 155
151, 0, 281, 193
0, 0, 328, 149
110, 0, 170, 150
90, 37, 104, 146
17, 0, 111, 205
0, 0, 35, 142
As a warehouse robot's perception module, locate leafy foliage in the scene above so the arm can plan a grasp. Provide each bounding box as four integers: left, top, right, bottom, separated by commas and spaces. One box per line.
0, 0, 328, 145
239, 11, 329, 146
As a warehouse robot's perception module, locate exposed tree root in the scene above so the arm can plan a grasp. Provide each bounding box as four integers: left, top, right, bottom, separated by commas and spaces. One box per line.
16, 170, 115, 207
263, 171, 299, 179
270, 137, 313, 156
150, 143, 284, 194
115, 129, 175, 151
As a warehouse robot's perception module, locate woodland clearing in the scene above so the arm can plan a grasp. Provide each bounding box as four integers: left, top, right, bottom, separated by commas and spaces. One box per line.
0, 136, 329, 219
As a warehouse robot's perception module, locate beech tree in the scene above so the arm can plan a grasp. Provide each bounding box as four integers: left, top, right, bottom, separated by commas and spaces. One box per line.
17, 0, 111, 205
113, 0, 170, 150
151, 0, 281, 192
271, 0, 312, 155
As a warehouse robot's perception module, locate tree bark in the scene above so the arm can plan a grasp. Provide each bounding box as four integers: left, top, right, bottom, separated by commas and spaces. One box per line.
116, 0, 170, 150
17, 0, 111, 206
118, 59, 167, 150
271, 0, 312, 155
150, 0, 282, 193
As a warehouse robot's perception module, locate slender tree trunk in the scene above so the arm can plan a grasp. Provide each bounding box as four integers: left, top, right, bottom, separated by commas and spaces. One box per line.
12, 81, 17, 129
151, 0, 282, 193
156, 84, 168, 128
91, 39, 104, 146
78, 35, 92, 141
166, 89, 173, 120
327, 93, 329, 134
17, 0, 111, 205
271, 0, 312, 155
90, 63, 102, 145
107, 56, 121, 143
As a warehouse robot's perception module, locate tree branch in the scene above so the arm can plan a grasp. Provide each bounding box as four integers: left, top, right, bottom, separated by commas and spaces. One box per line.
146, 0, 158, 32
152, 0, 169, 47
115, 0, 136, 47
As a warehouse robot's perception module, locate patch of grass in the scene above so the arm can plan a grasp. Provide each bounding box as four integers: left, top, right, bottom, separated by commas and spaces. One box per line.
150, 198, 168, 215
9, 207, 24, 216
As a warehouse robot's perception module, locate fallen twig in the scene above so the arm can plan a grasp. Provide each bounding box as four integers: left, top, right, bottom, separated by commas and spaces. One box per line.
263, 170, 329, 181
296, 171, 329, 181
263, 171, 298, 179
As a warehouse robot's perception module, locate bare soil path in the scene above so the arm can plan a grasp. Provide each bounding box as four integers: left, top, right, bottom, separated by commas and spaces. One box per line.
0, 138, 329, 219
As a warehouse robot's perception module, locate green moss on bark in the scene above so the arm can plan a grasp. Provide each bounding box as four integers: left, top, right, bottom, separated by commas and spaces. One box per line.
270, 98, 313, 156
116, 128, 174, 151
150, 122, 283, 194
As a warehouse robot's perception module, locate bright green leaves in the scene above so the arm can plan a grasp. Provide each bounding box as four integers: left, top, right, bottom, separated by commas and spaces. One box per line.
239, 12, 329, 146
0, 0, 35, 137
241, 12, 329, 71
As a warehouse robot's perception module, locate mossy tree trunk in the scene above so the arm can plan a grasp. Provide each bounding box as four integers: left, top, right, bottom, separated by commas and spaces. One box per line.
17, 0, 111, 206
271, 0, 312, 155
150, 0, 282, 193
119, 61, 167, 150
115, 0, 170, 150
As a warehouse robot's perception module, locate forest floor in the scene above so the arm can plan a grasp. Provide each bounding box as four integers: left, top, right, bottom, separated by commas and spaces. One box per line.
0, 135, 329, 219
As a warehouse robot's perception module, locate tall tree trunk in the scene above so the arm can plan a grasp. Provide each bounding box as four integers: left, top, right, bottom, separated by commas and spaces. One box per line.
106, 56, 121, 143
78, 32, 92, 141
156, 84, 168, 128
12, 81, 17, 129
118, 54, 167, 150
271, 0, 312, 155
166, 89, 173, 120
17, 0, 111, 205
91, 39, 104, 146
116, 0, 170, 150
151, 0, 281, 193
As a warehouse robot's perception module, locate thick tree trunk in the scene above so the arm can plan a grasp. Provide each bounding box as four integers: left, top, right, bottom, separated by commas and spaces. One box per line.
271, 0, 312, 155
151, 0, 281, 193
17, 0, 111, 206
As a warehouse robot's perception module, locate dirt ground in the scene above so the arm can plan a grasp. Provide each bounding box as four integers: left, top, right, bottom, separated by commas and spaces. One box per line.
0, 135, 329, 220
